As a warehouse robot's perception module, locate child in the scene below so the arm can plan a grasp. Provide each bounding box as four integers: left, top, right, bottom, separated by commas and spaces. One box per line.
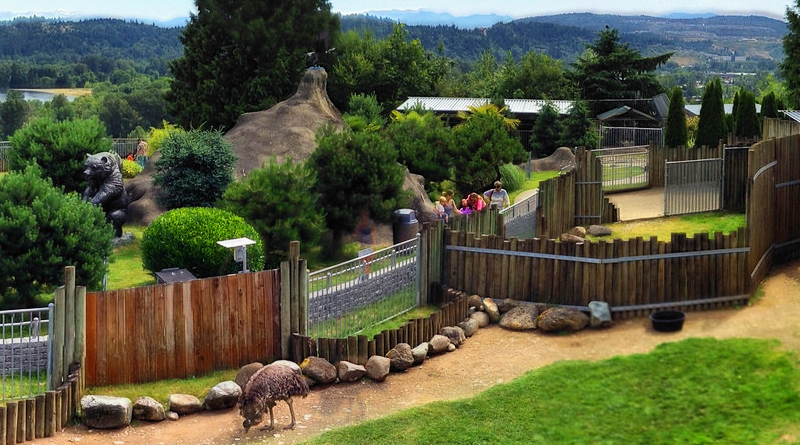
435, 196, 449, 223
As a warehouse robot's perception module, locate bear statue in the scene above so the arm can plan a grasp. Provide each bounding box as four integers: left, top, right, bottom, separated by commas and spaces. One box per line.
82, 152, 129, 237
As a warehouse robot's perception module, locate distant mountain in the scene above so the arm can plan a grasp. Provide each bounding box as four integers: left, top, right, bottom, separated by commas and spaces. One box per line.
361, 9, 513, 29
662, 12, 717, 19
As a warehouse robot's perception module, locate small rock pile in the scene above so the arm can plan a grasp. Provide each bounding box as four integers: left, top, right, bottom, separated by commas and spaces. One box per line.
80, 296, 613, 429
560, 224, 612, 243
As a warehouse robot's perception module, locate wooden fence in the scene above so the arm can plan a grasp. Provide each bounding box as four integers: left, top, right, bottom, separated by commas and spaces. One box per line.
763, 118, 800, 139
85, 269, 281, 386
443, 230, 750, 319
449, 208, 503, 238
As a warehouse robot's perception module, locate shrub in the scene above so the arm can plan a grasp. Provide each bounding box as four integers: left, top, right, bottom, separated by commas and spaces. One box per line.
141, 207, 265, 278
152, 129, 237, 209
499, 164, 525, 193
145, 121, 184, 155
8, 116, 111, 194
0, 165, 113, 309
121, 159, 142, 178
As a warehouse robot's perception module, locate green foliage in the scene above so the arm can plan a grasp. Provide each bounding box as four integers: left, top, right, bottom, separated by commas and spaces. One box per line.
734, 88, 761, 138
559, 100, 598, 149
387, 110, 455, 186
695, 78, 727, 148
141, 207, 265, 278
309, 126, 407, 248
761, 91, 779, 120
47, 94, 76, 122
166, 0, 340, 130
146, 121, 183, 155
8, 116, 111, 194
496, 51, 578, 100
781, 0, 800, 108
152, 129, 237, 209
531, 102, 563, 158
98, 93, 141, 137
218, 158, 325, 268
570, 27, 672, 100
0, 90, 32, 137
498, 164, 525, 193
451, 104, 526, 193
664, 86, 688, 147
0, 166, 113, 309
343, 93, 386, 127
121, 159, 142, 178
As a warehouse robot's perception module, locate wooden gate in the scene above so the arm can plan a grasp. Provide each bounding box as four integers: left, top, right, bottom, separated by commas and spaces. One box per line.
665, 158, 722, 215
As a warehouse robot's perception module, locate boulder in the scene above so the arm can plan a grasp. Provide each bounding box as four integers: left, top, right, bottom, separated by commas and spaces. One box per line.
467, 294, 483, 310
166, 411, 179, 421
494, 298, 520, 313
458, 318, 479, 337
300, 356, 337, 384
439, 326, 466, 347
589, 301, 613, 328
428, 334, 452, 353
560, 233, 586, 243
411, 342, 429, 364
269, 360, 302, 375
588, 225, 612, 237
235, 362, 264, 390
202, 381, 242, 410
337, 361, 367, 382
133, 396, 165, 422
81, 395, 133, 429
499, 305, 539, 330
569, 226, 587, 238
470, 311, 490, 327
537, 307, 590, 332
365, 355, 391, 381
386, 343, 414, 371
483, 298, 500, 322
168, 394, 202, 415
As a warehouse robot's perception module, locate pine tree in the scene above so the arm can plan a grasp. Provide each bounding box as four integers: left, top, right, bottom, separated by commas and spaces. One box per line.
695, 78, 726, 148
166, 0, 340, 130
761, 91, 779, 120
664, 86, 688, 148
781, 0, 800, 108
559, 100, 598, 149
735, 89, 761, 138
532, 102, 564, 158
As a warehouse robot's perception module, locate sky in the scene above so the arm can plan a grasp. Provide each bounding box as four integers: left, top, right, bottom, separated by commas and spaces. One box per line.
0, 0, 793, 22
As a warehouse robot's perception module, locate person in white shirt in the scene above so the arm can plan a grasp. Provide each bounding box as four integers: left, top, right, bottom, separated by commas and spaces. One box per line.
483, 180, 510, 210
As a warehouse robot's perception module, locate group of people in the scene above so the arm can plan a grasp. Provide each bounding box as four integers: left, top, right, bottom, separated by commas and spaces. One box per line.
434, 180, 511, 224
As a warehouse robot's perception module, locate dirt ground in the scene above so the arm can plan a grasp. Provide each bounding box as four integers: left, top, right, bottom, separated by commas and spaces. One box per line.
606, 187, 665, 220
36, 259, 800, 445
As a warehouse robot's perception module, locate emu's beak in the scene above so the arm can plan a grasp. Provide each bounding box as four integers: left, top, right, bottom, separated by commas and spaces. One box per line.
243, 419, 251, 433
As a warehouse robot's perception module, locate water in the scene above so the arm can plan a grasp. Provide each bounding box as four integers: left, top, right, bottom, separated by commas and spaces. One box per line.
0, 90, 79, 102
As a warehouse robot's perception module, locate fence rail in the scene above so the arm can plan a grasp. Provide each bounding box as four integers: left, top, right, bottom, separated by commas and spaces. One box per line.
1, 307, 51, 401
664, 158, 723, 215
501, 190, 538, 239
599, 126, 663, 149
593, 145, 650, 192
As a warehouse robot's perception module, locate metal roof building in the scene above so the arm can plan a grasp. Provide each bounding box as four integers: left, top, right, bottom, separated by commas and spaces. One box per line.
781, 110, 800, 123
397, 97, 575, 115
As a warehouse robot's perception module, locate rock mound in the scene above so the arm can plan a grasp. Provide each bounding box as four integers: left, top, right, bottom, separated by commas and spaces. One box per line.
528, 147, 577, 172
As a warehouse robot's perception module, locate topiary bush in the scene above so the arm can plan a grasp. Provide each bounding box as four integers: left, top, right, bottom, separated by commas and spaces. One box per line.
499, 163, 525, 194
121, 159, 142, 178
141, 207, 265, 278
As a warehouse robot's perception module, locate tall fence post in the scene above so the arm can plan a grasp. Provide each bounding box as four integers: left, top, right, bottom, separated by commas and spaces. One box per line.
280, 241, 302, 360
50, 287, 65, 391
63, 267, 75, 381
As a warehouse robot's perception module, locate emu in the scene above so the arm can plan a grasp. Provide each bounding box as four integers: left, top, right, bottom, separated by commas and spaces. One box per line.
238, 363, 309, 433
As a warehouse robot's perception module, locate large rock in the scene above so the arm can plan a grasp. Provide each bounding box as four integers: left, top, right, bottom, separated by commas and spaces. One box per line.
587, 225, 613, 237
458, 318, 479, 337
467, 294, 483, 310
483, 298, 500, 322
411, 342, 429, 364
470, 311, 490, 328
589, 301, 613, 328
528, 147, 577, 172
537, 307, 590, 332
337, 360, 367, 382
300, 356, 337, 384
81, 395, 133, 429
365, 355, 391, 381
269, 360, 302, 375
202, 381, 242, 410
235, 362, 264, 390
428, 335, 452, 353
560, 233, 586, 243
386, 343, 414, 371
168, 394, 202, 415
568, 226, 587, 238
499, 305, 539, 330
439, 326, 466, 347
132, 396, 165, 421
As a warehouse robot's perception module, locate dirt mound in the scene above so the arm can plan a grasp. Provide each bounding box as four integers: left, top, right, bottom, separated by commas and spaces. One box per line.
224, 68, 344, 175
529, 147, 577, 172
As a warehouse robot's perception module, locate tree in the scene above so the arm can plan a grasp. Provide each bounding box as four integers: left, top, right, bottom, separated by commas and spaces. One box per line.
735, 89, 761, 138
309, 126, 407, 251
695, 78, 726, 148
0, 165, 113, 309
496, 51, 577, 100
386, 109, 455, 187
781, 0, 800, 108
166, 0, 340, 130
761, 91, 779, 120
47, 93, 75, 122
570, 27, 672, 100
0, 89, 31, 137
9, 117, 111, 194
531, 102, 564, 158
98, 93, 140, 137
559, 100, 598, 149
218, 158, 326, 268
152, 129, 237, 209
664, 87, 688, 147
451, 103, 527, 193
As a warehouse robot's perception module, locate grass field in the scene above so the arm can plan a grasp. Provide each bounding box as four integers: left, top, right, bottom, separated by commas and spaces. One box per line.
586, 212, 746, 242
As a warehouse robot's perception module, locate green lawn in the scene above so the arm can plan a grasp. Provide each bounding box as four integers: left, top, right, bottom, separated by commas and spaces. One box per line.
106, 225, 156, 289
304, 337, 800, 445
586, 212, 746, 242
508, 170, 560, 204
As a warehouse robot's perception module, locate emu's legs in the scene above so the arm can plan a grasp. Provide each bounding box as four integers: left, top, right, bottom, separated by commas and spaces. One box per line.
259, 405, 276, 431
285, 397, 297, 429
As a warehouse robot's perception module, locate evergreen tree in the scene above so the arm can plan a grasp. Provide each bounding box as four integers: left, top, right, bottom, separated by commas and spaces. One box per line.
695, 78, 726, 148
166, 0, 340, 130
664, 86, 688, 147
532, 102, 564, 158
570, 27, 672, 100
559, 100, 598, 149
387, 109, 455, 187
761, 91, 779, 120
0, 90, 31, 137
781, 0, 800, 108
735, 89, 761, 138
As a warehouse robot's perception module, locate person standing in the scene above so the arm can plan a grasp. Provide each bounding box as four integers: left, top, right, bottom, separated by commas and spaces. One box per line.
135, 138, 149, 168
483, 180, 510, 210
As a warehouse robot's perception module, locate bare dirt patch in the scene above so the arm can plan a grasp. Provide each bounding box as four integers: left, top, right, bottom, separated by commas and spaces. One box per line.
41, 260, 800, 445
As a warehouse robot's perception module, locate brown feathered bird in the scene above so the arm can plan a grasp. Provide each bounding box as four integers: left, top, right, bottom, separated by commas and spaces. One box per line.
238, 363, 310, 432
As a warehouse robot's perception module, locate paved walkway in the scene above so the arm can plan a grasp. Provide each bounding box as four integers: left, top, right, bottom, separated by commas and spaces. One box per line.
606, 187, 665, 221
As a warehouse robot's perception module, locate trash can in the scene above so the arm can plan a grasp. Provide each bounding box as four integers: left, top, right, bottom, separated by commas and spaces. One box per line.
392, 209, 419, 244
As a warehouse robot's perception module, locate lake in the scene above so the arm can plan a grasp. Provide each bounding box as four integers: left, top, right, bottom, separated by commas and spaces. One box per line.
0, 90, 81, 102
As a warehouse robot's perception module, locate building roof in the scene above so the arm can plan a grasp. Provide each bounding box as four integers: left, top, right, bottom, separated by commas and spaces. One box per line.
396, 97, 575, 115
596, 105, 657, 122
684, 103, 762, 117
781, 110, 800, 123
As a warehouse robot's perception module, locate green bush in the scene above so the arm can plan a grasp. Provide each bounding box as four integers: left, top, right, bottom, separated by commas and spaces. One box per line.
121, 159, 142, 178
141, 207, 265, 278
499, 164, 525, 193
0, 166, 113, 309
152, 129, 237, 209
8, 116, 111, 194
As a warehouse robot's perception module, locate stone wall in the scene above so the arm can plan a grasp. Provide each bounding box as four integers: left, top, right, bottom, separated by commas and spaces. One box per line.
0, 338, 48, 375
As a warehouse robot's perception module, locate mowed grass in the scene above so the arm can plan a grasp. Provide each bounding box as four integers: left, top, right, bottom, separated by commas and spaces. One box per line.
586, 212, 746, 242
508, 170, 560, 204
304, 337, 800, 445
106, 225, 156, 289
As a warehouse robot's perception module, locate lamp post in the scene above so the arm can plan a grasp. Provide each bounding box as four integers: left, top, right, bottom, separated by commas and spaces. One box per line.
216, 237, 257, 273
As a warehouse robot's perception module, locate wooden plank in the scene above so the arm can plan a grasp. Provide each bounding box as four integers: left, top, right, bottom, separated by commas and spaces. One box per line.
6, 401, 16, 445
106, 290, 120, 385
177, 283, 191, 378
25, 398, 34, 441
63, 267, 76, 375
477, 235, 489, 296
84, 292, 97, 386
35, 395, 45, 438
15, 398, 24, 444
501, 239, 511, 299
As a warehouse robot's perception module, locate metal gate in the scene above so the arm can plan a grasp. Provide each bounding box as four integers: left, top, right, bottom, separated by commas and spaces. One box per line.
593, 146, 650, 192
664, 158, 723, 215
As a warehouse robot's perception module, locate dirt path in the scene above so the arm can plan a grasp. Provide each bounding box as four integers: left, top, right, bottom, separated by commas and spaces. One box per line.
38, 260, 800, 445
